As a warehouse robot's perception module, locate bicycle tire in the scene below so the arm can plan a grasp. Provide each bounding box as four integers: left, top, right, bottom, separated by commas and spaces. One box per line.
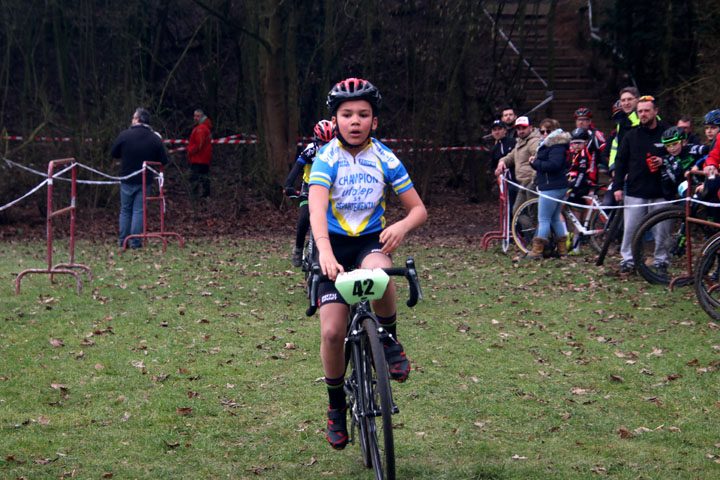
588, 207, 618, 254
349, 335, 373, 469
631, 207, 696, 286
595, 206, 624, 266
362, 318, 395, 480
511, 198, 539, 254
694, 232, 720, 320
511, 197, 572, 255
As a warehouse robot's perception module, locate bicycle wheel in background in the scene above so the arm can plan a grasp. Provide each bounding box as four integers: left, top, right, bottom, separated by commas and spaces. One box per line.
595, 205, 624, 266
588, 207, 621, 254
631, 207, 706, 286
362, 318, 395, 480
511, 197, 538, 254
694, 233, 720, 321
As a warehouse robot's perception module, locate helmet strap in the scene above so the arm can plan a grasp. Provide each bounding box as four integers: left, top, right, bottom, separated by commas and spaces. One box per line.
337, 130, 370, 149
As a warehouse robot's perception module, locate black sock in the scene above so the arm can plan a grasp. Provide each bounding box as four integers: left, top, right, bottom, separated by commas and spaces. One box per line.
377, 313, 397, 344
325, 375, 346, 410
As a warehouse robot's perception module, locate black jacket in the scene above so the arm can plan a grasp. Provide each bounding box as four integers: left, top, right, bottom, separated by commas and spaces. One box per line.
490, 136, 516, 171
531, 131, 571, 191
111, 123, 168, 185
613, 119, 669, 199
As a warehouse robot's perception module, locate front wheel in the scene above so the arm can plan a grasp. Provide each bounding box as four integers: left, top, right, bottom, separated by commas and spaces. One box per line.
511, 196, 571, 255
694, 233, 720, 320
631, 207, 701, 286
511, 197, 539, 254
362, 318, 395, 480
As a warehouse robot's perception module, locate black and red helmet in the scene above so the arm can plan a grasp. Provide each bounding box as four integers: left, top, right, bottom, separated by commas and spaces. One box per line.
611, 100, 622, 116
574, 107, 592, 119
327, 78, 382, 115
570, 127, 590, 141
312, 119, 335, 144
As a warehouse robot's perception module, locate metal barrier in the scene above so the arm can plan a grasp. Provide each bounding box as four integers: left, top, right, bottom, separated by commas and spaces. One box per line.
121, 161, 184, 251
482, 174, 510, 251
15, 158, 92, 295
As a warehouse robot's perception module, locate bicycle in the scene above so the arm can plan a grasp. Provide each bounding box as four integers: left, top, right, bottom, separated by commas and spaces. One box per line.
511, 189, 612, 255
631, 177, 720, 286
306, 258, 422, 480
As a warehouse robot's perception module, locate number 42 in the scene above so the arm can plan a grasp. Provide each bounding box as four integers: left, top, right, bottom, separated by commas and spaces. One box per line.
353, 279, 375, 297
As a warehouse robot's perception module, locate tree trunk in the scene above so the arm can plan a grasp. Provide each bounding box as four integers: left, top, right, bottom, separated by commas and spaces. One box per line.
257, 0, 290, 198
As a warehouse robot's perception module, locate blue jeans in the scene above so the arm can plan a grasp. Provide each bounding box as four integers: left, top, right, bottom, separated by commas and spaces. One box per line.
537, 188, 568, 239
119, 183, 147, 248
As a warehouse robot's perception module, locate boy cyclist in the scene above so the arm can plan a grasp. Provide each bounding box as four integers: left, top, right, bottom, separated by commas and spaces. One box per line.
283, 119, 336, 266
308, 78, 427, 450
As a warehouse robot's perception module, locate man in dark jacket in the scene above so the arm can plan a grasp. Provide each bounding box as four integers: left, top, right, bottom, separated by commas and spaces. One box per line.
612, 96, 670, 273
111, 108, 168, 249
489, 119, 517, 208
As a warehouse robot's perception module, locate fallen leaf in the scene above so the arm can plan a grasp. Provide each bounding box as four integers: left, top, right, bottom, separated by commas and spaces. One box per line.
617, 426, 634, 439
647, 347, 664, 357
511, 454, 528, 460
121, 412, 131, 422
163, 440, 180, 448
610, 375, 625, 382
614, 350, 637, 359
634, 426, 652, 435
176, 407, 193, 416
50, 383, 68, 391
37, 415, 51, 425
49, 339, 64, 348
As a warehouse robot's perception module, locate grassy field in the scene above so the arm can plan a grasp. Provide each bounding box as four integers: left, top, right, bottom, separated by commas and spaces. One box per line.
1, 236, 719, 479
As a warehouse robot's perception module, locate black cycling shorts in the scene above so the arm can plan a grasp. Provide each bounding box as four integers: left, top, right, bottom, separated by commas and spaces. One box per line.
315, 232, 389, 306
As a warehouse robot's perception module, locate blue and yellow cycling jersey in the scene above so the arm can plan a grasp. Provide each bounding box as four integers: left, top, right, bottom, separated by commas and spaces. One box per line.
309, 138, 414, 236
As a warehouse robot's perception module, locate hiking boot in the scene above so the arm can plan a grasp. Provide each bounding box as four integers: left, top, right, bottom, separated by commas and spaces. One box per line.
291, 246, 303, 267
384, 342, 410, 382
525, 237, 548, 259
326, 406, 348, 450
556, 236, 568, 257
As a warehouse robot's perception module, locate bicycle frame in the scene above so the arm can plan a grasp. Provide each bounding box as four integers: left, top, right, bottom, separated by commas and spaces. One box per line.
565, 194, 608, 237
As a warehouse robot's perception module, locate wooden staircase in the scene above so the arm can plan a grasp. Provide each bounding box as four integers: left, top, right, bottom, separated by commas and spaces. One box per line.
492, 0, 618, 135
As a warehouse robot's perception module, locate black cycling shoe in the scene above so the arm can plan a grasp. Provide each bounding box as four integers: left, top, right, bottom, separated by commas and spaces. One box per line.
384, 342, 410, 382
620, 263, 635, 274
326, 406, 348, 450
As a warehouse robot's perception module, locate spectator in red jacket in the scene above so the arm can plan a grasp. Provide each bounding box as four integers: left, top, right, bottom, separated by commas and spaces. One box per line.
188, 109, 212, 198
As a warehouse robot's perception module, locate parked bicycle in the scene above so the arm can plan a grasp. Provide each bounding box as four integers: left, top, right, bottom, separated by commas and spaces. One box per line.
631, 177, 719, 286
511, 189, 612, 255
306, 258, 422, 480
